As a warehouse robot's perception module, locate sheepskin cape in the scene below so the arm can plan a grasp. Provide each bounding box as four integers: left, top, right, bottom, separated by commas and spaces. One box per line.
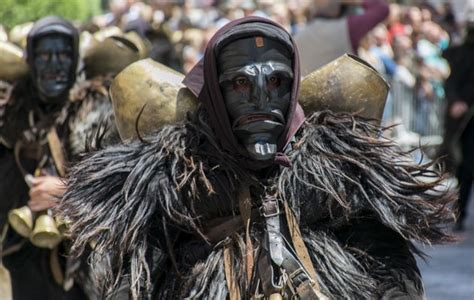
59, 108, 454, 299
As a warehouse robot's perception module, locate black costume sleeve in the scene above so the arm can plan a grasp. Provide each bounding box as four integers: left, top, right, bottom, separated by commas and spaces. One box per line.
336, 219, 425, 299
444, 45, 474, 107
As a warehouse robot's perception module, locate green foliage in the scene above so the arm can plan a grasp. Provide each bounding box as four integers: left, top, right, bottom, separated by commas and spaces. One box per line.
0, 0, 102, 28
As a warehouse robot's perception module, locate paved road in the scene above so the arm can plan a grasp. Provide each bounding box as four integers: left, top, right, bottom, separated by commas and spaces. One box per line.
418, 189, 474, 300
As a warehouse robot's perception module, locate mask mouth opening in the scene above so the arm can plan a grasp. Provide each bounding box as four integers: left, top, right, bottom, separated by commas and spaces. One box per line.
245, 141, 277, 161
232, 109, 285, 129
40, 71, 68, 83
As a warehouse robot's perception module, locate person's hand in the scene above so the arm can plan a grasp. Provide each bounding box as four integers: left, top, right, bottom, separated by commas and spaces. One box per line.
27, 176, 66, 212
450, 101, 468, 119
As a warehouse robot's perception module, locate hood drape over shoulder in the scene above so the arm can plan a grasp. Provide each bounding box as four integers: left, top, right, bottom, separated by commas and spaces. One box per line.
183, 17, 305, 167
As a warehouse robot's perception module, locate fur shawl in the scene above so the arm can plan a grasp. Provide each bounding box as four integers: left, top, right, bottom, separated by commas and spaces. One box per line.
58, 109, 455, 299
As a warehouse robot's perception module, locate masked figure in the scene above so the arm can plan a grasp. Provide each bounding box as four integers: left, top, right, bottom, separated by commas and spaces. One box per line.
59, 17, 454, 299
0, 16, 116, 299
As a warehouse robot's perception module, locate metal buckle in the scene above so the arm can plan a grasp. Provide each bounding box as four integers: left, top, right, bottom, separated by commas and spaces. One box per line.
289, 268, 305, 280
288, 268, 309, 288
261, 201, 281, 218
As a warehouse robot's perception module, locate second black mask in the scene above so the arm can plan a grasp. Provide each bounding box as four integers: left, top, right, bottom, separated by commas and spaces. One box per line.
33, 34, 74, 102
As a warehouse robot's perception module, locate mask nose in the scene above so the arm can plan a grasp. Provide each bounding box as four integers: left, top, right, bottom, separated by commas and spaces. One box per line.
251, 73, 269, 109
50, 52, 59, 64
49, 52, 62, 72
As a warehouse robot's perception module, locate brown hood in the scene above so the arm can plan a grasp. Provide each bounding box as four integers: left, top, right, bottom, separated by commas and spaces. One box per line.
183, 16, 305, 168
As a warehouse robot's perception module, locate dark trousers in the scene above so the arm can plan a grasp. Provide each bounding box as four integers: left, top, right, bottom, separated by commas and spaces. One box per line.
457, 172, 473, 223
457, 118, 474, 223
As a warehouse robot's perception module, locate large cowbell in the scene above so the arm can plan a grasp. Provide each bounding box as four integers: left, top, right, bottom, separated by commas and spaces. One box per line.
110, 54, 389, 142
300, 54, 389, 123
110, 59, 197, 141
0, 41, 29, 81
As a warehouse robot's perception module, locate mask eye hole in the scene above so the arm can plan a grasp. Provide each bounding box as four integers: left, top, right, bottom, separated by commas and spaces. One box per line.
58, 52, 70, 62
233, 76, 250, 91
268, 75, 281, 89
39, 52, 50, 61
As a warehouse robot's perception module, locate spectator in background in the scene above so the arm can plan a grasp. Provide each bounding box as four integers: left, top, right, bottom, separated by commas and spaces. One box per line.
369, 24, 397, 78
358, 33, 385, 74
287, 0, 309, 34
436, 1, 461, 45
393, 35, 416, 88
415, 21, 449, 135
441, 3, 474, 231
386, 3, 409, 44
295, 0, 389, 76
408, 6, 423, 33
93, 0, 130, 27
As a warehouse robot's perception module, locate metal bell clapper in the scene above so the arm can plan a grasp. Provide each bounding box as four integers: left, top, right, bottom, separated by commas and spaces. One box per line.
55, 215, 71, 236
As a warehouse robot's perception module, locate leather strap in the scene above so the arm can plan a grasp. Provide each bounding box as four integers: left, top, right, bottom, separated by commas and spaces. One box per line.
224, 244, 241, 300
63, 257, 79, 291
284, 201, 319, 287
238, 183, 254, 284
0, 224, 13, 300
281, 245, 327, 300
204, 209, 259, 244
258, 247, 283, 296
0, 136, 12, 149
50, 246, 64, 286
47, 127, 66, 177
297, 282, 329, 300
262, 196, 284, 266
284, 201, 328, 299
256, 201, 328, 299
259, 233, 322, 299
1, 240, 27, 257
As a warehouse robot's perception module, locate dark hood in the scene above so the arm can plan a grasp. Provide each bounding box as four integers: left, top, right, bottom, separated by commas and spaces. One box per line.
26, 16, 80, 87
183, 16, 305, 168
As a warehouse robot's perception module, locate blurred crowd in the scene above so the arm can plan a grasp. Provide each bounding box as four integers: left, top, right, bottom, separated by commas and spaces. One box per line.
24, 0, 457, 135
0, 1, 459, 82
65, 0, 459, 138
359, 2, 455, 137
83, 0, 322, 74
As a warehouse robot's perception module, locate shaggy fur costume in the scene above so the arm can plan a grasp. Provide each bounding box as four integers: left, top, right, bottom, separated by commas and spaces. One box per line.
59, 108, 455, 299
0, 76, 114, 212
0, 76, 115, 300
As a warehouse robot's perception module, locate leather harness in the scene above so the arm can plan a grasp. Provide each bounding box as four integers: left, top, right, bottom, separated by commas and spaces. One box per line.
205, 185, 328, 299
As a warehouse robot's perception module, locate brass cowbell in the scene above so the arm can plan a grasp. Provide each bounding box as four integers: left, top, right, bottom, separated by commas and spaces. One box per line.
7, 206, 34, 238
269, 293, 283, 300
8, 174, 36, 238
30, 210, 62, 249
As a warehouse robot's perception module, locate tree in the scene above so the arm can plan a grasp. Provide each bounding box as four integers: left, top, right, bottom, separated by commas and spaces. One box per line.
0, 0, 102, 28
